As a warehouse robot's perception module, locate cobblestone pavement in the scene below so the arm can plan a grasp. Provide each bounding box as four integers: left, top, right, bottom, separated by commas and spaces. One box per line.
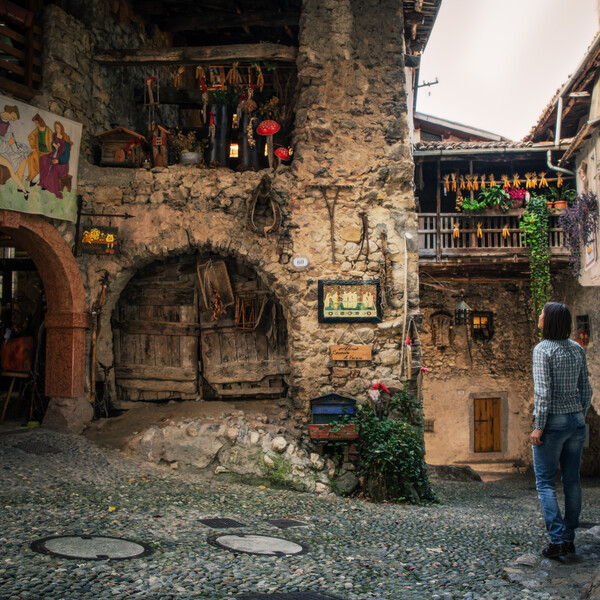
1, 427, 599, 600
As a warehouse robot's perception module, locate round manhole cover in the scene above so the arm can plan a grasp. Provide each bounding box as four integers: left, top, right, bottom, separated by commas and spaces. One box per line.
209, 534, 309, 556
30, 535, 153, 560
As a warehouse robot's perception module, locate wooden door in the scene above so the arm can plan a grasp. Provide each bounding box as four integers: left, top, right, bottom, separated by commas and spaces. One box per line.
474, 398, 501, 452
113, 263, 199, 402
200, 276, 289, 399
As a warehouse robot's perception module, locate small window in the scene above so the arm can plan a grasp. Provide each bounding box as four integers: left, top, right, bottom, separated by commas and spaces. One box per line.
424, 419, 434, 432
471, 311, 494, 341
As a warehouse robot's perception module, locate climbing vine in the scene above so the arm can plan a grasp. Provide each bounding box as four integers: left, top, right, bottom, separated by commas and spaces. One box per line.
558, 191, 599, 275
520, 195, 551, 321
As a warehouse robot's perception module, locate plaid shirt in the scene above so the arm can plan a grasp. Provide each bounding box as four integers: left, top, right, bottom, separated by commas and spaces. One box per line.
533, 338, 593, 430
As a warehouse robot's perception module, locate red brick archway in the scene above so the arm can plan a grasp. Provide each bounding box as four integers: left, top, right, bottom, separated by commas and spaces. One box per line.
0, 210, 88, 397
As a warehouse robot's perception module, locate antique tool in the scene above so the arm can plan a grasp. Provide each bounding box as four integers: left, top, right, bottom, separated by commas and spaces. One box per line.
89, 272, 109, 407
353, 211, 370, 266
246, 175, 283, 236
309, 184, 354, 265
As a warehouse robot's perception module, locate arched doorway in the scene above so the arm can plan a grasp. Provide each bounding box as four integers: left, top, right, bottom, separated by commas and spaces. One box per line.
112, 253, 289, 404
0, 211, 88, 400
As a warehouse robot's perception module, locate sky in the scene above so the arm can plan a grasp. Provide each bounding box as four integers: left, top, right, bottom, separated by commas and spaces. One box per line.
416, 0, 599, 140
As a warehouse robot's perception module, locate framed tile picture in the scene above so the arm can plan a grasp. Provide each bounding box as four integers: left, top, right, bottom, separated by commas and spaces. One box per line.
318, 280, 382, 323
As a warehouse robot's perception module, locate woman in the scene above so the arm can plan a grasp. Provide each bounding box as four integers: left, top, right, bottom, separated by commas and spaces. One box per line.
39, 121, 71, 199
531, 302, 592, 558
0, 105, 29, 197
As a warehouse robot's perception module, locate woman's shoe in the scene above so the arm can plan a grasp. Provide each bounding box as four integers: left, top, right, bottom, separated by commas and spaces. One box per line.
541, 542, 566, 558
563, 541, 576, 554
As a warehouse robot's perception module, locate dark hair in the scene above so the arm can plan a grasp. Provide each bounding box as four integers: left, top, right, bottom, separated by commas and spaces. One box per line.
542, 302, 572, 340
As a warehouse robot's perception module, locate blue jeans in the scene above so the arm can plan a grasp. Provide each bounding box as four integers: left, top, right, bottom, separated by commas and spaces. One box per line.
532, 412, 587, 544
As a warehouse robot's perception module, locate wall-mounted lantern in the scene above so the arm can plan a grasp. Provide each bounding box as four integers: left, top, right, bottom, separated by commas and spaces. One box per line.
454, 293, 471, 326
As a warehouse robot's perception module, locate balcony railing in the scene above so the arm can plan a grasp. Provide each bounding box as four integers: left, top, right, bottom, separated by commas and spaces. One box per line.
418, 209, 569, 262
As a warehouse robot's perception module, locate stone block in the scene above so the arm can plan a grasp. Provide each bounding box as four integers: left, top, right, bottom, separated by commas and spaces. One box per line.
43, 397, 93, 434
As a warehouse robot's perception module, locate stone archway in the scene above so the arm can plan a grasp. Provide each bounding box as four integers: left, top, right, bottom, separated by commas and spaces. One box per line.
0, 211, 88, 401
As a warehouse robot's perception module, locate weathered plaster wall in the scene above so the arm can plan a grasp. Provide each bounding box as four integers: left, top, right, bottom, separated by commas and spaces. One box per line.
420, 281, 536, 465
39, 0, 420, 424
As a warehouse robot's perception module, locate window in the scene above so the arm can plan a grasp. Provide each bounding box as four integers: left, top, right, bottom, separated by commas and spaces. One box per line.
576, 315, 590, 347
471, 311, 493, 341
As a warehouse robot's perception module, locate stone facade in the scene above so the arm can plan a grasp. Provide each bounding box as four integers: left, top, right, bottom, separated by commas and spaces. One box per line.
27, 0, 420, 434
420, 281, 537, 465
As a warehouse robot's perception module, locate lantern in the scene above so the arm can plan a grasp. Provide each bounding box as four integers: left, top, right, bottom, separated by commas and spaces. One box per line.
454, 296, 471, 326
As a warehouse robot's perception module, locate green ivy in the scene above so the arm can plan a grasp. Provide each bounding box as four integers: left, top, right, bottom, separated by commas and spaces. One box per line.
520, 195, 551, 322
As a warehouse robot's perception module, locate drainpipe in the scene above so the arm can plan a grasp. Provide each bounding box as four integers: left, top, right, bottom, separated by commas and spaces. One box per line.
548, 95, 576, 176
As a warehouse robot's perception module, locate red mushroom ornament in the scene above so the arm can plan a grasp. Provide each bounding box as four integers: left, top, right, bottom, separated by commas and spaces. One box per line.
274, 146, 290, 163
256, 119, 280, 169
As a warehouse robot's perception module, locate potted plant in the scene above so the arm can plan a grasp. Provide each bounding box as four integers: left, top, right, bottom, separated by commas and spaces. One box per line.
507, 186, 527, 209
558, 191, 599, 275
465, 185, 511, 212
168, 128, 207, 165
546, 184, 576, 210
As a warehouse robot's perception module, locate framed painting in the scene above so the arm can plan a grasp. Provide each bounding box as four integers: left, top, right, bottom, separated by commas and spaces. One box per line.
80, 225, 118, 255
318, 280, 382, 323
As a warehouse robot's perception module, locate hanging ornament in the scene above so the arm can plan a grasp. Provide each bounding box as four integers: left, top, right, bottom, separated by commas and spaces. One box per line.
173, 66, 185, 89
451, 173, 457, 192
525, 172, 533, 189
502, 224, 510, 239
476, 222, 483, 239
538, 172, 549, 188
459, 175, 466, 190
489, 174, 497, 187
512, 173, 521, 189
472, 175, 479, 191
225, 61, 243, 87
443, 174, 450, 192
480, 174, 486, 189
557, 173, 564, 187
455, 190, 464, 211
453, 222, 461, 238
501, 175, 510, 189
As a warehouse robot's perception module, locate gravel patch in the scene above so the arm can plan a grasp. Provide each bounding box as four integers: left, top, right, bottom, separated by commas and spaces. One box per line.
1, 428, 599, 600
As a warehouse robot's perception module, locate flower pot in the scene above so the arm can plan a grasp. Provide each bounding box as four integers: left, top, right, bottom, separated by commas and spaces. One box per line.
554, 200, 568, 209
511, 198, 524, 209
547, 201, 555, 209
207, 104, 233, 167
309, 423, 359, 441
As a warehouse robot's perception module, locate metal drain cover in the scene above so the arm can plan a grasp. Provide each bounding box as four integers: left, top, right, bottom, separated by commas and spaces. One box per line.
266, 519, 308, 529
209, 533, 309, 556
199, 518, 246, 529
14, 441, 61, 455
235, 593, 344, 599
30, 535, 153, 560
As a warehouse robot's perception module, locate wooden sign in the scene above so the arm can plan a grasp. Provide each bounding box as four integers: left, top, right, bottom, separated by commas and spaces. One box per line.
329, 344, 372, 361
80, 225, 118, 255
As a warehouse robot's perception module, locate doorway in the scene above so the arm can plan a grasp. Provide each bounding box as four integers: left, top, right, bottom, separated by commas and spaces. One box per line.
474, 397, 501, 452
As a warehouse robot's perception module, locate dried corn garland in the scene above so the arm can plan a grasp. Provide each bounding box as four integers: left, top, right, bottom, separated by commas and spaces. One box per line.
443, 174, 450, 192
459, 175, 466, 190
512, 174, 521, 188
453, 222, 460, 238
501, 175, 510, 189
472, 175, 479, 191
480, 174, 486, 189
476, 222, 483, 239
253, 63, 265, 92
173, 66, 185, 89
489, 174, 497, 187
225, 61, 243, 86
525, 172, 534, 188
451, 173, 457, 191
557, 173, 563, 187
466, 174, 473, 190
502, 224, 510, 239
538, 172, 548, 187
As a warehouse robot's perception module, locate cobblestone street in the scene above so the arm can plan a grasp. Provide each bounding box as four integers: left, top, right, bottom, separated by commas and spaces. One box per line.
1, 427, 599, 600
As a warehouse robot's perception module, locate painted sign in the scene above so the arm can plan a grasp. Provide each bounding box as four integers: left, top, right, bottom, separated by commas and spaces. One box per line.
80, 226, 118, 255
318, 280, 382, 323
329, 345, 372, 360
0, 94, 82, 222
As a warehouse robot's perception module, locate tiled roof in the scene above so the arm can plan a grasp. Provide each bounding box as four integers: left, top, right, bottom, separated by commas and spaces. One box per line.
414, 140, 550, 151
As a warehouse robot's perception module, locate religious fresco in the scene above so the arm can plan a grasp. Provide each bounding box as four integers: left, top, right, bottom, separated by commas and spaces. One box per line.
0, 95, 82, 222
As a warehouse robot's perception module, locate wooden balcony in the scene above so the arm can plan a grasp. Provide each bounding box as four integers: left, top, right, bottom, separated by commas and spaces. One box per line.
418, 209, 569, 268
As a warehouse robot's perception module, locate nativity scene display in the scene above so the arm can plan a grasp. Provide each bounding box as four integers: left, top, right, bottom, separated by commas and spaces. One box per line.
318, 280, 382, 323
0, 95, 82, 222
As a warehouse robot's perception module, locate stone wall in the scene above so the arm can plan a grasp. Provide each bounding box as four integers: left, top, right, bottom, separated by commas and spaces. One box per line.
40, 0, 420, 425
419, 281, 537, 465
37, 3, 175, 157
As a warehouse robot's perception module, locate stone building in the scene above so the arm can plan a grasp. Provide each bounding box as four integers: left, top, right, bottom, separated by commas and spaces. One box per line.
0, 0, 441, 478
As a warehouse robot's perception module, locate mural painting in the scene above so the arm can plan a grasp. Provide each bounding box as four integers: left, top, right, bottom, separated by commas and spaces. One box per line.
0, 95, 82, 222
318, 280, 382, 323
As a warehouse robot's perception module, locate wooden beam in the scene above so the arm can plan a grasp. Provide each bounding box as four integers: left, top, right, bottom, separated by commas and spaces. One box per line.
0, 75, 38, 100
95, 43, 298, 66
162, 11, 299, 32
